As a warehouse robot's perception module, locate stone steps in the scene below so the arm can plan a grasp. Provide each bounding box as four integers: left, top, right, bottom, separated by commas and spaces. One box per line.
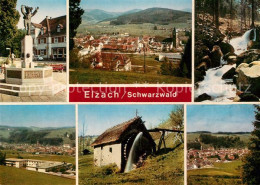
0, 80, 66, 97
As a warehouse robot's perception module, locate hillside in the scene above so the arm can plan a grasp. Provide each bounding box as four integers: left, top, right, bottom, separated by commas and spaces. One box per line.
110, 8, 191, 25
82, 9, 142, 24
0, 126, 75, 145
79, 144, 183, 184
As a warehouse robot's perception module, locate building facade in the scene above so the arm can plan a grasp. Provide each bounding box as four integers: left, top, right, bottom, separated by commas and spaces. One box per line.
27, 15, 66, 61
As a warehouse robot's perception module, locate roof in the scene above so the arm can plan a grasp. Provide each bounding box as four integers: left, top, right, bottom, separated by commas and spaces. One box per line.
91, 117, 144, 147
34, 15, 66, 38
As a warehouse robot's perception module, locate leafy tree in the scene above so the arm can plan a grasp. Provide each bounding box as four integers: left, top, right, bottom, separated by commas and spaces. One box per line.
0, 151, 6, 165
69, 0, 84, 50
242, 105, 260, 185
169, 105, 184, 130
0, 0, 20, 57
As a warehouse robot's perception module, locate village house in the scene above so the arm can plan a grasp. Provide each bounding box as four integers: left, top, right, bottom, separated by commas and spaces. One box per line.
26, 15, 67, 61
91, 117, 156, 172
91, 52, 131, 71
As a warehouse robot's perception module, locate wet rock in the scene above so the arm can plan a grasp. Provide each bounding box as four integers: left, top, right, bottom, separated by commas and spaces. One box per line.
219, 42, 235, 55
239, 93, 260, 102
195, 93, 212, 102
210, 45, 223, 68
236, 61, 260, 97
222, 67, 236, 79
236, 49, 260, 66
195, 70, 206, 83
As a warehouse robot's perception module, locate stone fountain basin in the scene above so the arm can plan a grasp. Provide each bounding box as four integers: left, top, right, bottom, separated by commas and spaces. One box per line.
5, 67, 53, 85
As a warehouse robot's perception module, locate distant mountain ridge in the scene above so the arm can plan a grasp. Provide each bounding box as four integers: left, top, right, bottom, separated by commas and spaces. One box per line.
109, 7, 191, 25
82, 9, 142, 24
82, 8, 191, 25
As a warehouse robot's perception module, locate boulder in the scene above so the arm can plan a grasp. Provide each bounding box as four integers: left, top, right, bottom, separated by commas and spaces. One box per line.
222, 67, 236, 79
236, 61, 260, 97
195, 93, 212, 102
239, 93, 260, 102
219, 42, 235, 55
236, 49, 260, 66
195, 70, 206, 83
210, 45, 223, 67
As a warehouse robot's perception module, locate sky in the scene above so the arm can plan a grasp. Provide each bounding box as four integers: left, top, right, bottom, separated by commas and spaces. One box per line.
78, 104, 182, 136
0, 105, 75, 128
16, 0, 66, 29
187, 105, 255, 133
80, 0, 192, 12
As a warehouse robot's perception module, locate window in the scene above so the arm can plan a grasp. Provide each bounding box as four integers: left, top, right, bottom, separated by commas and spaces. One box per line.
40, 50, 46, 56
109, 147, 112, 153
54, 37, 58, 43
41, 28, 44, 35
40, 39, 44, 44
57, 26, 61, 33
64, 36, 66, 42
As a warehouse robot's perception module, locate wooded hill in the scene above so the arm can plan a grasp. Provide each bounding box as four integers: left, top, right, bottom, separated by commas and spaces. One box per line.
110, 8, 191, 25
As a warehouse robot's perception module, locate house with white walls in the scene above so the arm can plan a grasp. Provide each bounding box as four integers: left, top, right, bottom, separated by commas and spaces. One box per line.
91, 117, 155, 172
27, 15, 67, 61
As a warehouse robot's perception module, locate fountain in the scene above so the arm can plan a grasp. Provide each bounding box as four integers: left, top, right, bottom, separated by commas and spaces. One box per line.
0, 5, 65, 97
124, 132, 143, 173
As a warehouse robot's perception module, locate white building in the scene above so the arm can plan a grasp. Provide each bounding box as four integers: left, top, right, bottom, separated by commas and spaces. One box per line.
28, 15, 66, 61
91, 117, 156, 172
5, 158, 72, 173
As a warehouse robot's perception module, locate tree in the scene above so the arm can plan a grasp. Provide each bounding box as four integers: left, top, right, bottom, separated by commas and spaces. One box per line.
214, 0, 220, 29
242, 105, 260, 185
168, 105, 184, 130
251, 0, 255, 28
0, 0, 20, 57
69, 0, 84, 50
0, 151, 6, 165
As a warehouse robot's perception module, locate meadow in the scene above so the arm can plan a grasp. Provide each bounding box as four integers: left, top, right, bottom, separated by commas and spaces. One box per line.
70, 68, 190, 84
0, 166, 75, 185
188, 161, 243, 185
79, 144, 184, 185
77, 22, 190, 37
2, 150, 75, 165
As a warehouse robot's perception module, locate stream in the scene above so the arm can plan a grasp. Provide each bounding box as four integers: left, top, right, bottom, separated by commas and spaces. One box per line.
195, 29, 253, 102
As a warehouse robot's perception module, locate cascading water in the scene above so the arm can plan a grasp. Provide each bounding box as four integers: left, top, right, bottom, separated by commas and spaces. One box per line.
124, 132, 143, 173
230, 29, 252, 55
196, 30, 253, 102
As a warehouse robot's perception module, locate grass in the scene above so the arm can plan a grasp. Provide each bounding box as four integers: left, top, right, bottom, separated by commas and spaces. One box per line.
79, 144, 184, 185
77, 22, 190, 37
0, 165, 75, 185
188, 160, 243, 185
2, 150, 75, 165
70, 68, 191, 84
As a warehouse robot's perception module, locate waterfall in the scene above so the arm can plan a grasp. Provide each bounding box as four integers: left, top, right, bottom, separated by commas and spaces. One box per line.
195, 64, 237, 102
230, 29, 252, 55
253, 28, 257, 42
124, 132, 143, 173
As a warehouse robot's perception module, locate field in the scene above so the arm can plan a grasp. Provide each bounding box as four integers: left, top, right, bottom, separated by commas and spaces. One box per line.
79, 144, 184, 185
77, 22, 190, 37
0, 166, 75, 185
2, 150, 75, 165
70, 68, 190, 84
188, 161, 243, 185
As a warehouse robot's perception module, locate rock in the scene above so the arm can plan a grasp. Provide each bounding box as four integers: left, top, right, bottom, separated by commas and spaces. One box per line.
236, 49, 260, 66
210, 45, 223, 68
195, 93, 212, 102
236, 61, 260, 97
222, 67, 236, 79
219, 42, 235, 55
195, 70, 206, 83
239, 93, 260, 102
